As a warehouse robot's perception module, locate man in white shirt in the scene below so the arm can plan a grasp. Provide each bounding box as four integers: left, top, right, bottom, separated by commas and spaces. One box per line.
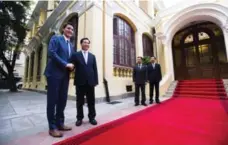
71, 38, 98, 126
147, 56, 162, 104
133, 56, 147, 106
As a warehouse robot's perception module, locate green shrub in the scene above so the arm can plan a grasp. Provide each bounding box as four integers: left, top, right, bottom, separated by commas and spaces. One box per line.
142, 56, 151, 65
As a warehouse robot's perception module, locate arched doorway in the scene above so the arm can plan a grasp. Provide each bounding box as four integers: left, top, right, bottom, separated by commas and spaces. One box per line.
142, 34, 153, 57
172, 21, 227, 80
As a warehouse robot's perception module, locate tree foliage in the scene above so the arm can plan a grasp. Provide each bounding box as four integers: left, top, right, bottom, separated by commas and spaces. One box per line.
0, 1, 31, 91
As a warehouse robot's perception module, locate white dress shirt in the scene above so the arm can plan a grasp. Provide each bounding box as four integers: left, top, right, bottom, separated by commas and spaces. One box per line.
138, 64, 142, 69
82, 50, 88, 64
152, 63, 156, 69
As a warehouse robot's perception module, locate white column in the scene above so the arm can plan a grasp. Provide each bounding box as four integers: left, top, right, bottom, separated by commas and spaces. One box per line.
136, 31, 143, 57
134, 0, 139, 6
147, 0, 154, 18
222, 28, 228, 62
41, 42, 48, 85
47, 1, 55, 18
32, 49, 39, 88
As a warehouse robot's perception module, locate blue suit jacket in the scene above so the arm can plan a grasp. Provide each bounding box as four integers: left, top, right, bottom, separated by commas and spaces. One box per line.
44, 35, 74, 79
71, 51, 98, 86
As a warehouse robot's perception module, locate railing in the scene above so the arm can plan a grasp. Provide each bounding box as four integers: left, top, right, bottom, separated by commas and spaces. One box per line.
113, 65, 133, 78
36, 75, 41, 82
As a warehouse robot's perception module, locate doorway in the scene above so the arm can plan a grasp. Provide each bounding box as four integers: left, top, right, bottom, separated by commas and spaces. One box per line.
172, 22, 227, 80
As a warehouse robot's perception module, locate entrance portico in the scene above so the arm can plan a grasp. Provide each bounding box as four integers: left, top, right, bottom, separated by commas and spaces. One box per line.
156, 3, 228, 81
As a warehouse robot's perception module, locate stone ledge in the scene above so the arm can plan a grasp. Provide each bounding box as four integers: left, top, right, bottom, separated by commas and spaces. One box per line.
23, 88, 134, 104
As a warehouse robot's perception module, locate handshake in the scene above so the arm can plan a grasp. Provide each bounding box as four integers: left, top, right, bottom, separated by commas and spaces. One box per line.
66, 63, 74, 71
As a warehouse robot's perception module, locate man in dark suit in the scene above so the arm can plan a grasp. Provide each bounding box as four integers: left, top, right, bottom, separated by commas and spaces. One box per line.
71, 38, 98, 126
147, 56, 162, 104
133, 56, 147, 106
44, 22, 74, 137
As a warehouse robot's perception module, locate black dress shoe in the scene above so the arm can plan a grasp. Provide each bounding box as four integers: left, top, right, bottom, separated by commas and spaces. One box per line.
89, 119, 97, 125
75, 120, 82, 126
135, 103, 139, 106
156, 100, 161, 104
141, 103, 147, 106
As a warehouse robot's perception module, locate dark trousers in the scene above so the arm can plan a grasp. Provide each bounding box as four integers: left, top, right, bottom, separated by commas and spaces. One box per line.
76, 84, 96, 120
46, 75, 69, 130
135, 84, 146, 104
149, 81, 160, 102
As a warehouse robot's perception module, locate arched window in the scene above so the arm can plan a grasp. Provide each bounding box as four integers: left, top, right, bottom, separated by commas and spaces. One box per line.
198, 32, 210, 40
25, 57, 29, 81
47, 33, 55, 64
67, 15, 78, 50
37, 46, 43, 81
184, 34, 194, 44
142, 34, 153, 57
113, 16, 136, 67
30, 52, 35, 81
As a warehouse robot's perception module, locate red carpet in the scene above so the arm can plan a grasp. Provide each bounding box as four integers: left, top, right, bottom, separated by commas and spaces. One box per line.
174, 79, 228, 99
54, 79, 228, 145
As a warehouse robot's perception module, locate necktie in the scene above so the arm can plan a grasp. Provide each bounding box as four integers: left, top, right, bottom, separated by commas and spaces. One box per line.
66, 40, 71, 57
83, 51, 87, 64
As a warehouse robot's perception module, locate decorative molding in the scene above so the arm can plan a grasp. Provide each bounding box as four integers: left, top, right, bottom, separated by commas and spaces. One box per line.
66, 9, 71, 16
155, 32, 167, 45
222, 18, 228, 32
163, 4, 228, 35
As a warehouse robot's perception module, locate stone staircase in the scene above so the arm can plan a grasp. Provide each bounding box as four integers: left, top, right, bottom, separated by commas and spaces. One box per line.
163, 80, 228, 99
222, 79, 228, 96
162, 81, 178, 98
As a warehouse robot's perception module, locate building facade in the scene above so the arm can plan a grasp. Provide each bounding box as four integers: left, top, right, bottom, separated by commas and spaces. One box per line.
23, 0, 228, 102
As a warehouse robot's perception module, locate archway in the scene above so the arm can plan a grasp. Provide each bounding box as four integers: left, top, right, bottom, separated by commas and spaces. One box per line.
46, 32, 55, 64
172, 21, 227, 80
59, 14, 78, 50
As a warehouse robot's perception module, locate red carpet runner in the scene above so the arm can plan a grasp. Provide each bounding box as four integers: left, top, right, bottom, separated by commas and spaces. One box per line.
54, 79, 228, 145
174, 79, 228, 100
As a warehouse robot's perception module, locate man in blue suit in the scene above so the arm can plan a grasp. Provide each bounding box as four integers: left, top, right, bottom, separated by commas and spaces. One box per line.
71, 38, 98, 126
44, 22, 74, 137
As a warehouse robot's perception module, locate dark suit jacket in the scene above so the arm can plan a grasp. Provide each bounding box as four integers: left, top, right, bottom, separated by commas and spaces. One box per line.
44, 35, 74, 79
71, 51, 98, 86
147, 63, 162, 83
133, 64, 147, 85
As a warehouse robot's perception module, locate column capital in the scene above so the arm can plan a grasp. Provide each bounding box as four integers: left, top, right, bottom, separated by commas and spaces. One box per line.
155, 32, 167, 46
41, 41, 48, 47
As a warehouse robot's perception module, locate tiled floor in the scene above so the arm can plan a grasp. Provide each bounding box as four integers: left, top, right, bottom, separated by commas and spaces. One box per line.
0, 90, 170, 145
